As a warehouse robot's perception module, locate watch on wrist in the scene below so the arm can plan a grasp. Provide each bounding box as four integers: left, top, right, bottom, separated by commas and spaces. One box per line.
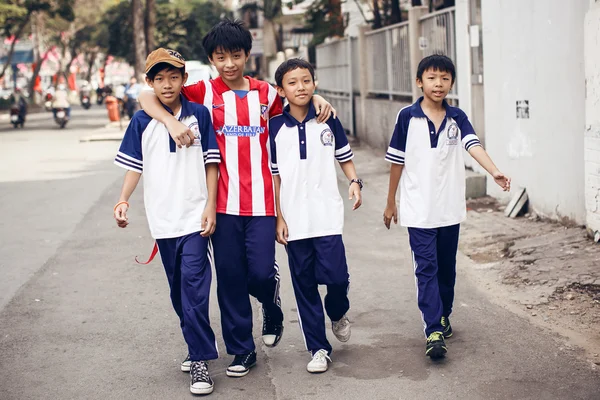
349, 178, 363, 191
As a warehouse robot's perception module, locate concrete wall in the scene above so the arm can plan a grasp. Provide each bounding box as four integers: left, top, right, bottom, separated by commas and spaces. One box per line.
584, 0, 600, 237
354, 96, 412, 151
481, 0, 589, 224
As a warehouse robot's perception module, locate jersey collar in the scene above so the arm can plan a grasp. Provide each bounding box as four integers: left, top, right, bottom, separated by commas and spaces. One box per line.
411, 96, 459, 118
162, 95, 193, 120
282, 102, 317, 127
211, 76, 262, 95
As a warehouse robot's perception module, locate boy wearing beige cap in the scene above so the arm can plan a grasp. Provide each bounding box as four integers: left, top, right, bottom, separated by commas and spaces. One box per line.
113, 48, 220, 395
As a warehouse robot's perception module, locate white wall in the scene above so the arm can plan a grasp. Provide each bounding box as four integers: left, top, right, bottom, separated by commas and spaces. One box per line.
584, 0, 600, 236
482, 0, 588, 223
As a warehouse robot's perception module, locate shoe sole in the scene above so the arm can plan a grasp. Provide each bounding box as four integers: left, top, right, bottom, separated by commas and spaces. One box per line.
307, 366, 328, 373
226, 362, 256, 378
263, 326, 284, 347
190, 385, 214, 395
443, 332, 453, 339
333, 332, 350, 343
181, 365, 191, 372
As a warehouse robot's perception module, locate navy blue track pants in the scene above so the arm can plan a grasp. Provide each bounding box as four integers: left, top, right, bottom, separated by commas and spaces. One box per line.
211, 214, 283, 355
156, 232, 218, 361
407, 224, 460, 337
286, 235, 350, 355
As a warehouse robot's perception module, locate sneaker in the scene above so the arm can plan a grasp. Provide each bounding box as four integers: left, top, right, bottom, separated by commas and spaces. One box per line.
226, 351, 257, 377
262, 307, 284, 347
332, 315, 351, 342
181, 354, 191, 372
190, 361, 214, 395
441, 316, 453, 338
425, 331, 447, 359
307, 349, 331, 373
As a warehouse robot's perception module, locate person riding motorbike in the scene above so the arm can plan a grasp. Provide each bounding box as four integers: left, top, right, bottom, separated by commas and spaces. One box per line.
52, 84, 71, 119
80, 81, 92, 106
9, 88, 27, 122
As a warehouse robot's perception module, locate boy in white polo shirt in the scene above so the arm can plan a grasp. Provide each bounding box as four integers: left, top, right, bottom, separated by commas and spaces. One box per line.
383, 54, 511, 359
113, 49, 220, 395
269, 58, 363, 373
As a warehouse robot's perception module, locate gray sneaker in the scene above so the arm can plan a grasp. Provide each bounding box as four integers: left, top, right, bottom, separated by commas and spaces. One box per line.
332, 314, 351, 342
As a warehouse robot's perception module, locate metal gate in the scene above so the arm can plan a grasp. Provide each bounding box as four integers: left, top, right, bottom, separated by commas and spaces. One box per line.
315, 37, 358, 136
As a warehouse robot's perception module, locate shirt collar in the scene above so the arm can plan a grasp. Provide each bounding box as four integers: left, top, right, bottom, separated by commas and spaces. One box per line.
162, 95, 193, 119
282, 102, 317, 127
211, 75, 262, 95
410, 96, 459, 118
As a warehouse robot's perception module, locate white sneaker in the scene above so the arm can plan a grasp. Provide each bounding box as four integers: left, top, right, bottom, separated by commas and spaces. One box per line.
332, 315, 351, 342
307, 349, 331, 373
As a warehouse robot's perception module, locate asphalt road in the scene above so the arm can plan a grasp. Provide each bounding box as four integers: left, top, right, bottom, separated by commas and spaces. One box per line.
0, 108, 598, 399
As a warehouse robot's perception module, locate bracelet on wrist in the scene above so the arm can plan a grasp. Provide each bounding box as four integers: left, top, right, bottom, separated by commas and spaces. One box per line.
114, 201, 129, 212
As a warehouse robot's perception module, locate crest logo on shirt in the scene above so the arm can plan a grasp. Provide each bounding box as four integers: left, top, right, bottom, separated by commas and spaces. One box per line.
320, 128, 334, 146
260, 104, 269, 121
189, 121, 201, 146
446, 122, 459, 146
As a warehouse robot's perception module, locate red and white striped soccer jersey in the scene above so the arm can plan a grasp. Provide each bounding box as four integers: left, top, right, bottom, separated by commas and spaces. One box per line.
183, 77, 282, 216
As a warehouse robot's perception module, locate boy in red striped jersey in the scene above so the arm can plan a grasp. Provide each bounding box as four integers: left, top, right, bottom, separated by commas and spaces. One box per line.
139, 19, 335, 377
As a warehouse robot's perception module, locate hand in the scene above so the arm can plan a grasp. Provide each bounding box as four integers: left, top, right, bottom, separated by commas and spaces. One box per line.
349, 183, 362, 210
276, 217, 289, 245
313, 95, 337, 123
166, 119, 195, 148
492, 171, 511, 192
200, 206, 216, 237
114, 203, 129, 228
383, 201, 398, 229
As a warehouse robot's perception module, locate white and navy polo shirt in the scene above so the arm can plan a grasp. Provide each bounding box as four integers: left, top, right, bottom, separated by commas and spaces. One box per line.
269, 103, 354, 241
114, 96, 220, 239
385, 97, 481, 229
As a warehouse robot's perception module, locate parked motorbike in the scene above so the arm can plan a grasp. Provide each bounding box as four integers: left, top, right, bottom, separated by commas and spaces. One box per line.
10, 105, 25, 128
81, 94, 91, 109
54, 108, 68, 128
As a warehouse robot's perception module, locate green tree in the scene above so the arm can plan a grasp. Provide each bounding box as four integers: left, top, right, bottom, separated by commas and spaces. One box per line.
304, 0, 344, 47
0, 0, 75, 79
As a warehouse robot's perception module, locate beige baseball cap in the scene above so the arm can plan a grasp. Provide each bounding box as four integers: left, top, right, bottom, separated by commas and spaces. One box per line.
145, 48, 186, 73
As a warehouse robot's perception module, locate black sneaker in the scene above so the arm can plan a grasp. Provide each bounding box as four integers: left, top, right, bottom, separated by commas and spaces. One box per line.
262, 307, 284, 347
226, 351, 257, 377
441, 316, 453, 338
181, 354, 191, 372
190, 361, 214, 395
425, 331, 447, 359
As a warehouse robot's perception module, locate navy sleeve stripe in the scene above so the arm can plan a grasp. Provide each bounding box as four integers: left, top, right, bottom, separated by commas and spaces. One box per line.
336, 154, 354, 162
465, 139, 481, 150
385, 155, 405, 165
385, 152, 404, 162
335, 149, 353, 159
116, 151, 143, 166
114, 159, 143, 173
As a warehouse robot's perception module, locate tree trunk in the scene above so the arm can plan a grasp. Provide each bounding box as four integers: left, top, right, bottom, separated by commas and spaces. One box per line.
0, 11, 32, 79
145, 0, 156, 55
262, 17, 277, 58
412, 0, 423, 6
329, 0, 344, 37
28, 49, 50, 103
373, 0, 382, 29
132, 0, 147, 81
86, 51, 97, 82
391, 0, 402, 23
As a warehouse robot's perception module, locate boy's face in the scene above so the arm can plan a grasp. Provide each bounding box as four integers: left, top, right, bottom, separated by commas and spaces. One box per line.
276, 68, 315, 107
146, 68, 188, 106
416, 68, 454, 103
209, 48, 249, 84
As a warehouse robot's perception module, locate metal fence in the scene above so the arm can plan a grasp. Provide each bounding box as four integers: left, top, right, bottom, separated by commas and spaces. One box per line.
315, 37, 357, 136
420, 7, 457, 99
365, 21, 412, 98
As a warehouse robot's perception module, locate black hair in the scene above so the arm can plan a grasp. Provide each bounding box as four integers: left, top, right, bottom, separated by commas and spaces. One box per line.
274, 58, 315, 87
202, 19, 252, 59
416, 54, 456, 83
146, 63, 185, 81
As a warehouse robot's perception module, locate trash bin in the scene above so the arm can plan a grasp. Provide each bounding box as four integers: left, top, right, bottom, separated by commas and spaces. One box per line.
105, 96, 120, 122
